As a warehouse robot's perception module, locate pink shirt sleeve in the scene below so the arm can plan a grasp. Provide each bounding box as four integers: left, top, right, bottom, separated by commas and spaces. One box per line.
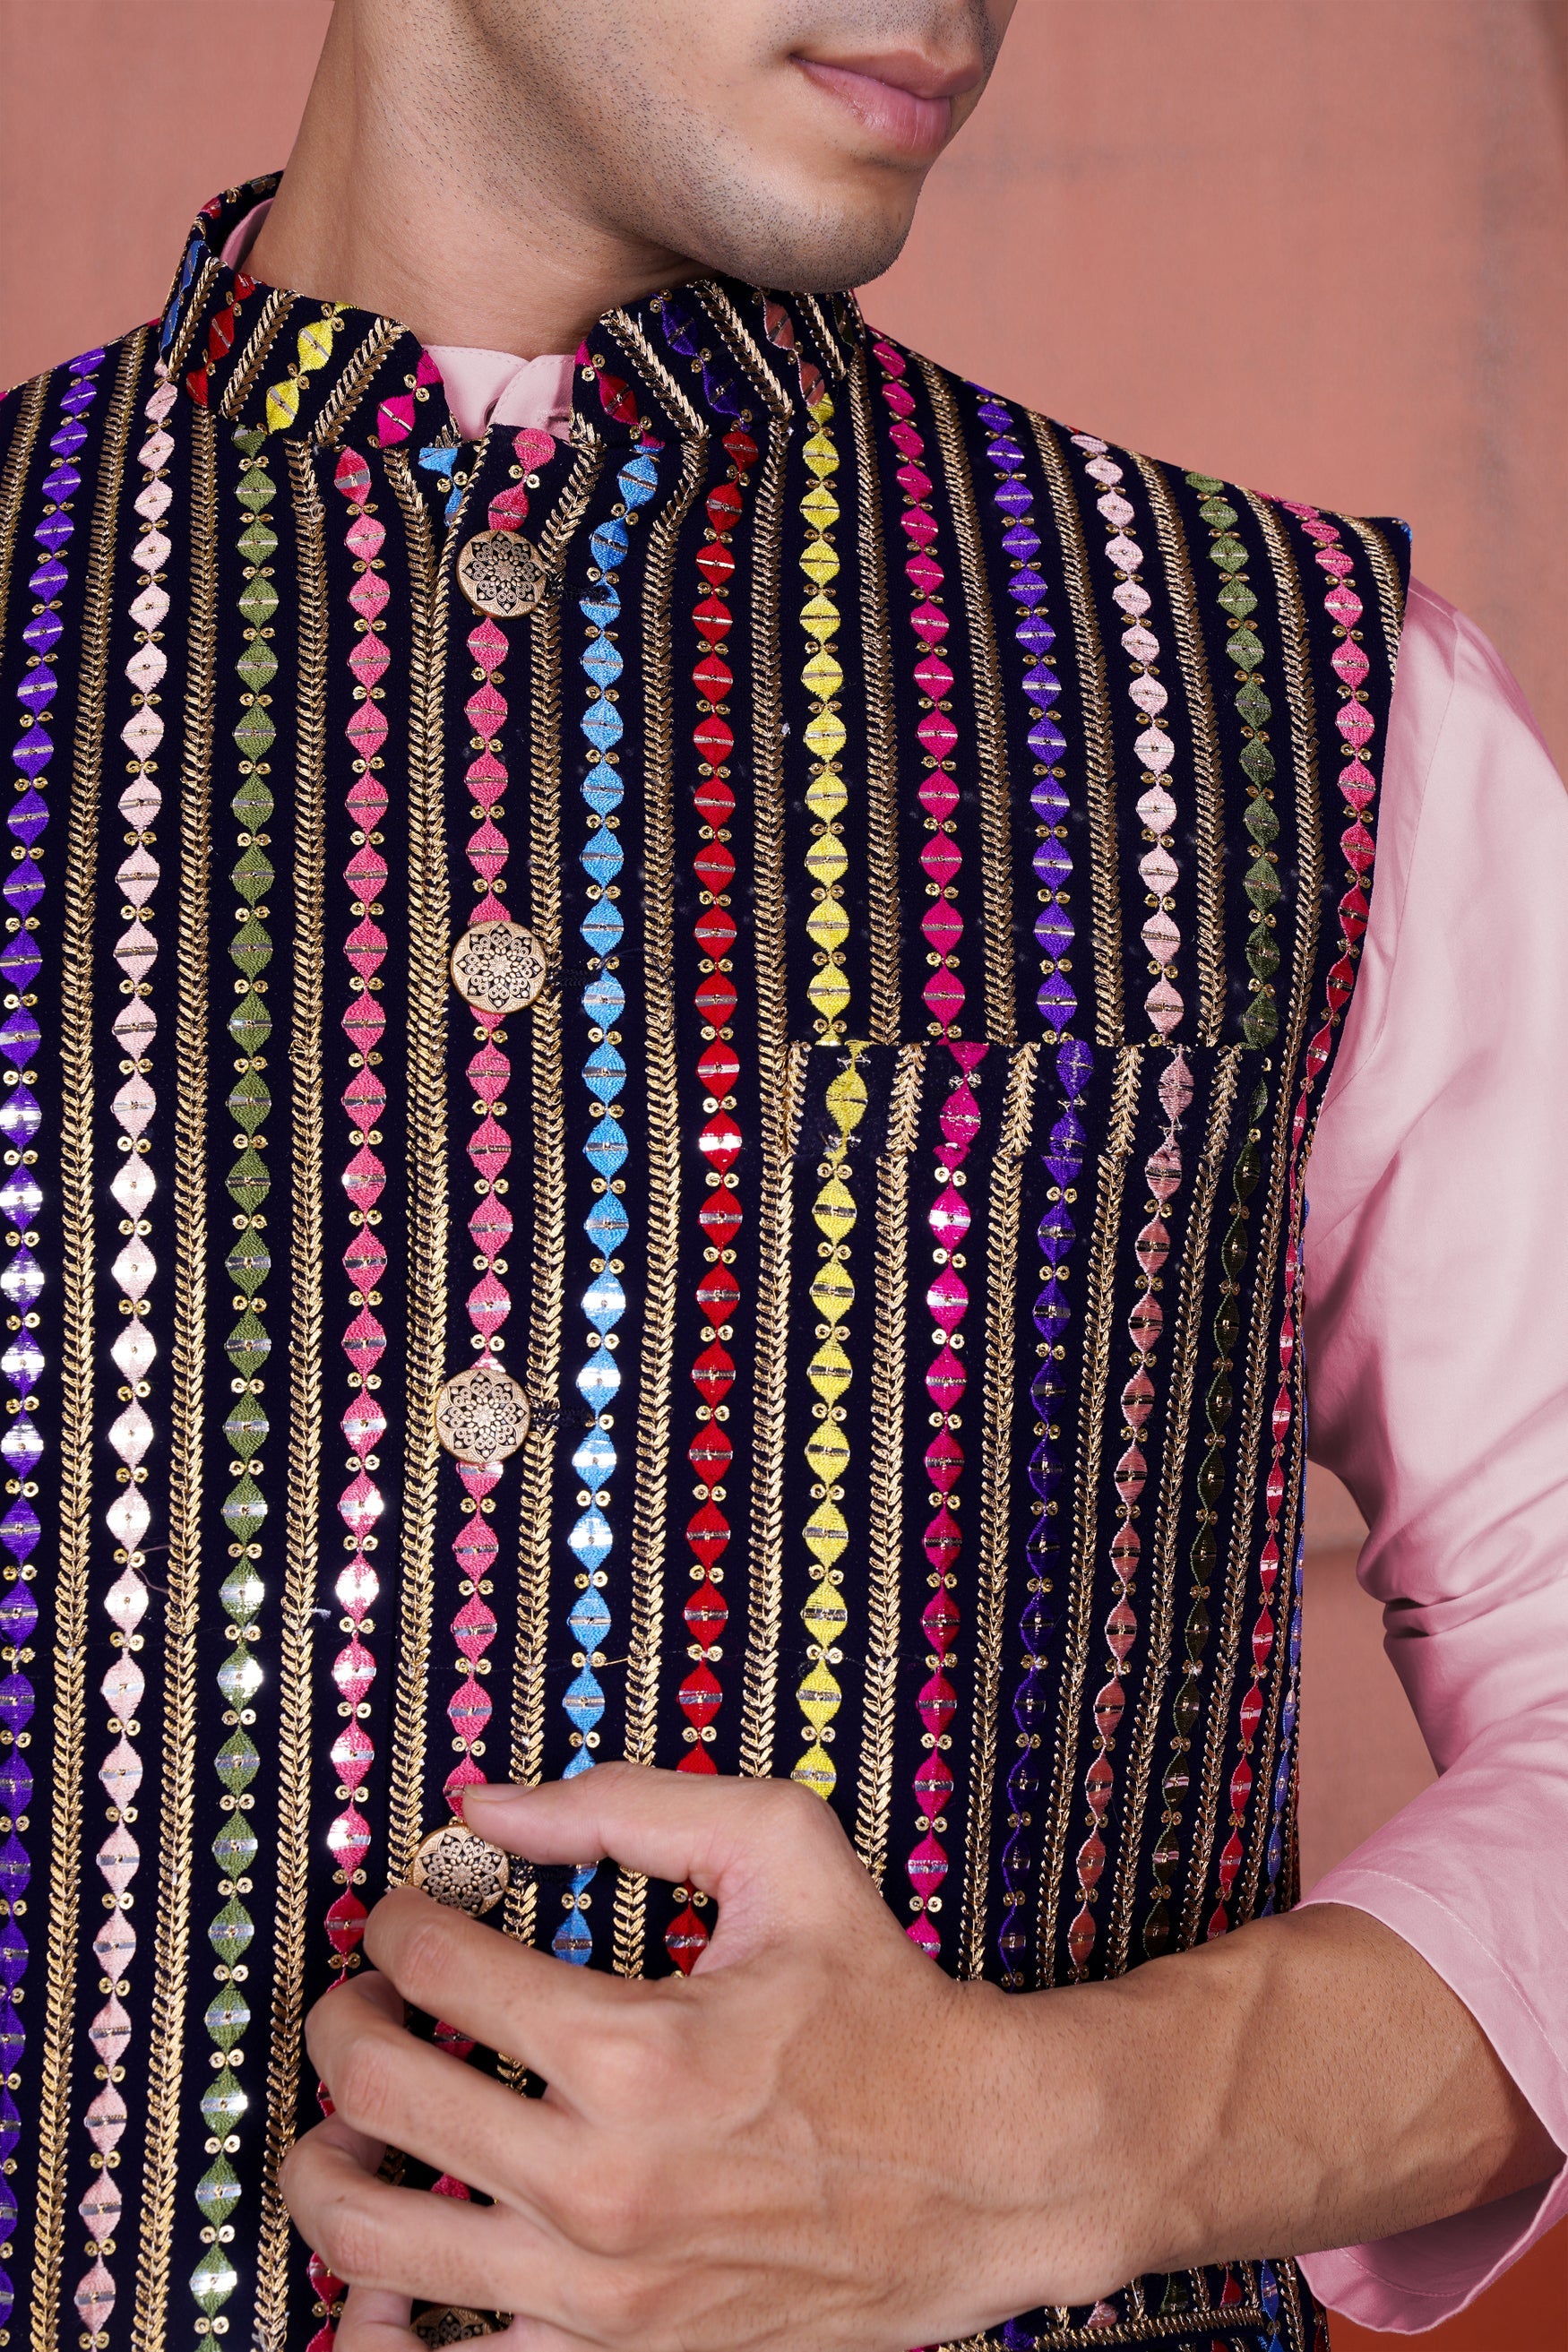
1297, 580, 1568, 2330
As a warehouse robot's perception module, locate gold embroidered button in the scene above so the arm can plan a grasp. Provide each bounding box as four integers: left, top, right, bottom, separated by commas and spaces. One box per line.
435, 1359, 531, 1465
409, 1822, 510, 1918
412, 2308, 504, 2346
451, 918, 547, 1016
457, 527, 554, 618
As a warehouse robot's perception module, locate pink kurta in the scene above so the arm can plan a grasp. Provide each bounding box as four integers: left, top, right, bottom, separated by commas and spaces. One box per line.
1300, 582, 1568, 2329
224, 200, 1568, 2331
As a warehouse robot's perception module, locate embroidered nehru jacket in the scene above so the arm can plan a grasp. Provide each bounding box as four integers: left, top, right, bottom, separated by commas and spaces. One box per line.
0, 181, 1408, 2352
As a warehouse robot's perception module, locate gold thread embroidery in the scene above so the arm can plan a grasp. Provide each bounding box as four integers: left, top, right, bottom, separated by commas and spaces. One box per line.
1104, 1047, 1242, 1975
798, 293, 851, 383
219, 288, 294, 422
1030, 416, 1124, 1044
1036, 1045, 1141, 1985
0, 373, 47, 645
738, 1044, 806, 1781
798, 377, 851, 1038
1133, 460, 1227, 1045
958, 1045, 1036, 1978
604, 312, 709, 440
694, 288, 794, 423
499, 442, 603, 1960
130, 394, 216, 2348
309, 319, 409, 449
253, 442, 331, 2343
615, 432, 709, 1978
1336, 513, 1407, 682
935, 2292, 1272, 2350
1240, 1369, 1307, 1921
163, 254, 220, 384
30, 328, 143, 2347
790, 1042, 870, 1797
922, 363, 1016, 1047
501, 590, 568, 1967
384, 449, 455, 1883
855, 1043, 922, 1883
737, 424, 792, 1779
1179, 504, 1322, 1944
847, 343, 901, 1045
499, 445, 607, 1966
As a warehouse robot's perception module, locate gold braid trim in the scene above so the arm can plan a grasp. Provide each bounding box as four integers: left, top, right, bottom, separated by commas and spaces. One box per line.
0, 372, 47, 645
603, 312, 709, 439
309, 318, 407, 449
854, 1043, 922, 1884
1104, 1047, 1242, 1975
254, 442, 331, 2347
1036, 1045, 1141, 1985
1133, 458, 1228, 1045
847, 342, 901, 1044
615, 433, 709, 1978
737, 423, 793, 1779
383, 449, 456, 1883
162, 254, 220, 383
501, 434, 605, 1972
1337, 511, 1407, 682
131, 394, 216, 2349
1179, 502, 1323, 1946
922, 362, 1016, 1045
219, 288, 293, 421
30, 327, 143, 2347
958, 1045, 1037, 1977
1030, 415, 1124, 1043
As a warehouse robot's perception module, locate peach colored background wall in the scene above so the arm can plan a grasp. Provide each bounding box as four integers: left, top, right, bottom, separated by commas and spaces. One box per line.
2, 7, 1564, 2335
3, 0, 1565, 766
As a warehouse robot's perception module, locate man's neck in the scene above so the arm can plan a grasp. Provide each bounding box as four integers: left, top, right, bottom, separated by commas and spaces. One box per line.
247, 1, 697, 358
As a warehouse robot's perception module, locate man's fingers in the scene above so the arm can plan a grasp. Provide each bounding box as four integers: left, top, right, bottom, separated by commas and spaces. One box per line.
284, 2123, 568, 2320
306, 1969, 567, 2204
335, 2289, 590, 2352
332, 2285, 421, 2352
365, 1889, 646, 2078
463, 1764, 855, 1950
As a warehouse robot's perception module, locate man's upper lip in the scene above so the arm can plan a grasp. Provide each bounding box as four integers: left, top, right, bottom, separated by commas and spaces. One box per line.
795, 48, 980, 103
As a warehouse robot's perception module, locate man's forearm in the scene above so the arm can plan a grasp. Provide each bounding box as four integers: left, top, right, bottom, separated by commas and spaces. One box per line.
1037, 1899, 1560, 2293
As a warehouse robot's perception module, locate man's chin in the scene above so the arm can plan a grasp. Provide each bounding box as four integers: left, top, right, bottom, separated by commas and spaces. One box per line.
642, 177, 918, 298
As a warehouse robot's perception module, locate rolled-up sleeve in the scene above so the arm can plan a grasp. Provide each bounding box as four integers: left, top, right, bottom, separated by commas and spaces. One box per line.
1297, 580, 1568, 2330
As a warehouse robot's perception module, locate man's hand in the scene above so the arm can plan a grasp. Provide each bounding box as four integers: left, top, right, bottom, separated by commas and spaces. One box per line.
280, 1765, 1084, 2351
282, 1763, 1560, 2352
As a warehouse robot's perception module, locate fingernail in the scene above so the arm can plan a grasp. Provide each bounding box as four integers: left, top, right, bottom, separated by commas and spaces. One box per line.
461, 1783, 511, 1814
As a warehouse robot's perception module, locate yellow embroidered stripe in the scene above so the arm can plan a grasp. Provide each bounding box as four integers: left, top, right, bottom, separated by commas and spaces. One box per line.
791, 1046, 868, 1800
799, 392, 849, 1038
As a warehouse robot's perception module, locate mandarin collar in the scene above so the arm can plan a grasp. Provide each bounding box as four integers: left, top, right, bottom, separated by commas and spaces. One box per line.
159, 173, 861, 452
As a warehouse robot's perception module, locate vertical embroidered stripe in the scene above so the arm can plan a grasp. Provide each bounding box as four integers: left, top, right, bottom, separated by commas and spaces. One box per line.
1134, 460, 1228, 1044
555, 419, 661, 1963
616, 401, 712, 1978
1037, 1046, 1140, 1985
77, 344, 163, 2348
797, 385, 850, 1037
7, 339, 109, 2337
957, 1045, 1034, 1978
254, 436, 330, 2343
385, 448, 451, 1886
973, 389, 1091, 1986
136, 387, 216, 2347
854, 1041, 920, 1885
920, 365, 1014, 1045
1070, 431, 1185, 1044
31, 331, 136, 2342
789, 1043, 868, 1801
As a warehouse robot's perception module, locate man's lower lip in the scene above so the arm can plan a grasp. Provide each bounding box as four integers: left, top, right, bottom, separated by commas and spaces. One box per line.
795, 58, 954, 161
